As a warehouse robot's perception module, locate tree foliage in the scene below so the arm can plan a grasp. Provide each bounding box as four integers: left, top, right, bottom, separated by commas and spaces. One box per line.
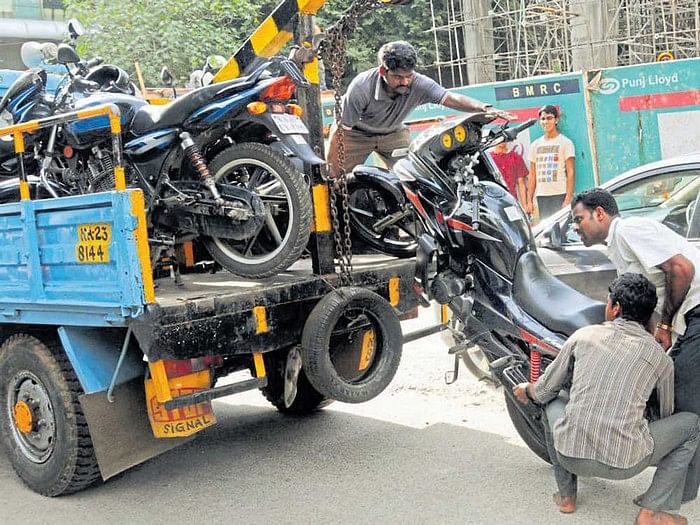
63, 0, 438, 88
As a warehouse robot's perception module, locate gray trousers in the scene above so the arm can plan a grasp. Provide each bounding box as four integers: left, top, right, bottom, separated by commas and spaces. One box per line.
326, 125, 411, 178
544, 396, 700, 512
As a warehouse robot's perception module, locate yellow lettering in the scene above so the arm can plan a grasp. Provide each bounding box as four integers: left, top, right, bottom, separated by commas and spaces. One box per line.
540, 84, 548, 95
525, 85, 535, 96
553, 82, 561, 93
512, 87, 520, 98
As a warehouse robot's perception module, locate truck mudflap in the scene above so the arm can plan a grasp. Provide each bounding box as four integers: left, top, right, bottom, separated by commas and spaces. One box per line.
79, 378, 192, 481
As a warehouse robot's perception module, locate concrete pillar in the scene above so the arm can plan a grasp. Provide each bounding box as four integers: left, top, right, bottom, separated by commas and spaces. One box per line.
569, 0, 619, 71
463, 0, 496, 84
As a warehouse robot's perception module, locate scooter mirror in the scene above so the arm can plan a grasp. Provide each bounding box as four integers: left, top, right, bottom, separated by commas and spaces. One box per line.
160, 66, 174, 87
57, 43, 80, 65
206, 55, 227, 71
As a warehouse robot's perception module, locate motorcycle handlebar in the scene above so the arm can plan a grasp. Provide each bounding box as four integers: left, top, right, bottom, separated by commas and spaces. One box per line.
85, 56, 103, 69
504, 118, 537, 140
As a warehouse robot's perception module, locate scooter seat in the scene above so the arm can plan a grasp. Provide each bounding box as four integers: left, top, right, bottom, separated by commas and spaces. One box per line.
130, 76, 257, 134
513, 250, 605, 337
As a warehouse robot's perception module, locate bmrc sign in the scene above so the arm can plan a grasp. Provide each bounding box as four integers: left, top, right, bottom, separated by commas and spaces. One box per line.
495, 79, 580, 100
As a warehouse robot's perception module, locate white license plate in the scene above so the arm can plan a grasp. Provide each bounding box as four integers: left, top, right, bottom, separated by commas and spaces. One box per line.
270, 113, 308, 135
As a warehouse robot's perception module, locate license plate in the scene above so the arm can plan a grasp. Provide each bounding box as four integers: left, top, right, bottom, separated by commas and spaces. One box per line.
270, 113, 308, 134
76, 223, 111, 264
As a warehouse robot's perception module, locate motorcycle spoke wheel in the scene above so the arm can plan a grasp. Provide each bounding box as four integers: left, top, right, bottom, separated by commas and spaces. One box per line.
203, 143, 312, 279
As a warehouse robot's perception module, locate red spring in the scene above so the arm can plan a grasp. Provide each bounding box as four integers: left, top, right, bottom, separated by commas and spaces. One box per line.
530, 350, 542, 382
185, 144, 211, 180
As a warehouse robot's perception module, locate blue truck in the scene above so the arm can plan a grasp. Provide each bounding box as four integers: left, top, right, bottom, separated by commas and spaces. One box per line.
0, 103, 419, 496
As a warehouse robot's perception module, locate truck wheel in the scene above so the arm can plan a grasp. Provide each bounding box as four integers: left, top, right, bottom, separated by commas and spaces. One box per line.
261, 347, 333, 415
301, 287, 402, 403
0, 334, 101, 496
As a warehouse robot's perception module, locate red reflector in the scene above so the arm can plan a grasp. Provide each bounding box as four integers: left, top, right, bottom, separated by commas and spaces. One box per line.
260, 77, 295, 102
162, 356, 223, 378
63, 145, 74, 158
269, 103, 286, 113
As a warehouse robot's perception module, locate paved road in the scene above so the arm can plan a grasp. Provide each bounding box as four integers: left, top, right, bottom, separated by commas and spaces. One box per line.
2, 316, 699, 524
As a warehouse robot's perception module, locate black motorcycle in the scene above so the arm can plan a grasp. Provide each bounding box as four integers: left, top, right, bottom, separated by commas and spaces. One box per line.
353, 113, 605, 461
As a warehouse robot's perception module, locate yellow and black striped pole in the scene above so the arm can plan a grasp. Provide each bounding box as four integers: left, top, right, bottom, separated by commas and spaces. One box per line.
213, 0, 327, 82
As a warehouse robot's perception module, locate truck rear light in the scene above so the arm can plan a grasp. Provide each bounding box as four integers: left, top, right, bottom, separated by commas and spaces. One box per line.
260, 76, 295, 102
163, 356, 223, 378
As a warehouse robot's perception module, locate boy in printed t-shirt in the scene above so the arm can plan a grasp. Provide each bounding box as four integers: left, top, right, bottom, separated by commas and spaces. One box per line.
525, 105, 575, 221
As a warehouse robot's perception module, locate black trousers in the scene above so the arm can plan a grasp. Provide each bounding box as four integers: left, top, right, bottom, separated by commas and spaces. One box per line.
672, 306, 700, 502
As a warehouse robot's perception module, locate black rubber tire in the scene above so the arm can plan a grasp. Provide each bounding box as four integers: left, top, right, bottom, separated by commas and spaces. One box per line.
260, 349, 333, 415
203, 142, 312, 278
503, 391, 551, 464
0, 334, 101, 496
301, 287, 402, 403
347, 180, 417, 258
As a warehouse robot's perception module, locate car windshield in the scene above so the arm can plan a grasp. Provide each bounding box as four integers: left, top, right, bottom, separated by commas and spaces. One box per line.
614, 172, 700, 213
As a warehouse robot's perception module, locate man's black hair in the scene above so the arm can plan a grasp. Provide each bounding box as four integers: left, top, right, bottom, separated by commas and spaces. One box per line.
539, 104, 559, 118
608, 273, 658, 325
378, 41, 417, 71
571, 187, 620, 216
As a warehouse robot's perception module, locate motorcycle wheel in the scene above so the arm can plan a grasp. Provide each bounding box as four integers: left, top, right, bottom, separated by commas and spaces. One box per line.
347, 181, 417, 258
503, 392, 551, 464
203, 143, 312, 279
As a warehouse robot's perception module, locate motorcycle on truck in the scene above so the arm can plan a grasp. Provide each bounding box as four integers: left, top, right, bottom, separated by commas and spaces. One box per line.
0, 32, 318, 278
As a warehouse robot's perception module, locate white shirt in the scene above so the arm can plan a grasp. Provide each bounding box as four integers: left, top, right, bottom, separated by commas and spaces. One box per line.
528, 133, 575, 196
606, 216, 700, 338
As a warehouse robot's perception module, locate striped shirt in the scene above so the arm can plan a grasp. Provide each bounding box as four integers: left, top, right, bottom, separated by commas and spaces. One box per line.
533, 318, 674, 468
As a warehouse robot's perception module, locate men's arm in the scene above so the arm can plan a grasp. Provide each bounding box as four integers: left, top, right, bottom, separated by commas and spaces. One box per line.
656, 254, 695, 349
340, 85, 368, 129
517, 177, 527, 207
656, 361, 674, 419
526, 161, 537, 214
563, 156, 575, 208
516, 338, 576, 405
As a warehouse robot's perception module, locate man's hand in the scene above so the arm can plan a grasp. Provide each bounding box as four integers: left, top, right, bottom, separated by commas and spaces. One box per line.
489, 108, 517, 121
513, 382, 531, 404
655, 326, 673, 350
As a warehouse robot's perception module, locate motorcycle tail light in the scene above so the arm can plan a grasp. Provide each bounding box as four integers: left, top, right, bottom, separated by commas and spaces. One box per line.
260, 76, 295, 101
246, 101, 268, 115
286, 104, 303, 117
63, 145, 74, 158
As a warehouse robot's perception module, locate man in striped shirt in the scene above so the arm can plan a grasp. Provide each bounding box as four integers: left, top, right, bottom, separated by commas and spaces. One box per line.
514, 273, 700, 525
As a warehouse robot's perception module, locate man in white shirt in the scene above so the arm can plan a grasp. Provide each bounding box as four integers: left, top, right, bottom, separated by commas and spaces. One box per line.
571, 187, 700, 505
526, 105, 576, 221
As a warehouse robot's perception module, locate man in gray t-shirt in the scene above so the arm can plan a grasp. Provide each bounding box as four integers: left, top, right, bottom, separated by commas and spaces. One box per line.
326, 41, 513, 179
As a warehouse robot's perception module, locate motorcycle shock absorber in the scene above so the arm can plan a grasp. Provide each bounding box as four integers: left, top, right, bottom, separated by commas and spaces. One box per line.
179, 132, 223, 205
530, 350, 542, 382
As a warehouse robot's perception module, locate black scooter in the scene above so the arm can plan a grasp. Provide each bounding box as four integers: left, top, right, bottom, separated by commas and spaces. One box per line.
352, 113, 606, 461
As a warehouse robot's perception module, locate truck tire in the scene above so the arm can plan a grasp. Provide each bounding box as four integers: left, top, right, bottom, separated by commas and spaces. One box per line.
301, 287, 402, 403
504, 391, 551, 464
0, 334, 101, 496
261, 348, 333, 415
203, 142, 312, 278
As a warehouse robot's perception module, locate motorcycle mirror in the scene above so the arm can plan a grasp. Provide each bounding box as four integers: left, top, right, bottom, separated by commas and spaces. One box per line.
391, 148, 408, 158
205, 54, 227, 71
66, 18, 85, 39
57, 43, 80, 65
160, 66, 174, 87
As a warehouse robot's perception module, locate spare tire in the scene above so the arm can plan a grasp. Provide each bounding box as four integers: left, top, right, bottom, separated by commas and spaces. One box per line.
301, 287, 402, 403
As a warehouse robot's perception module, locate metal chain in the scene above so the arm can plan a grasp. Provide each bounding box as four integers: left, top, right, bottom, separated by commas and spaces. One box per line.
319, 0, 389, 286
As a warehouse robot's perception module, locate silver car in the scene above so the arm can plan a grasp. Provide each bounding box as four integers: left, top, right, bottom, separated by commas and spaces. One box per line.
535, 152, 700, 302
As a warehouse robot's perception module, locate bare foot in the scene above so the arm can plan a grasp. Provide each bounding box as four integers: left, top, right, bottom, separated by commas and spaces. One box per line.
635, 508, 688, 525
552, 493, 576, 514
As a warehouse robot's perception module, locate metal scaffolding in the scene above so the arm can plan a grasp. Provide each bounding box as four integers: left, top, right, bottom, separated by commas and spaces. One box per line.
429, 0, 700, 86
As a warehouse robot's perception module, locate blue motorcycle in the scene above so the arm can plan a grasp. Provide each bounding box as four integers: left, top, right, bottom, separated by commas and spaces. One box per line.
0, 42, 319, 279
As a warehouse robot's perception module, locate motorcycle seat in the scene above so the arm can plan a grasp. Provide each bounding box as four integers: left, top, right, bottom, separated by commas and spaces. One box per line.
130, 76, 257, 134
513, 250, 605, 337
